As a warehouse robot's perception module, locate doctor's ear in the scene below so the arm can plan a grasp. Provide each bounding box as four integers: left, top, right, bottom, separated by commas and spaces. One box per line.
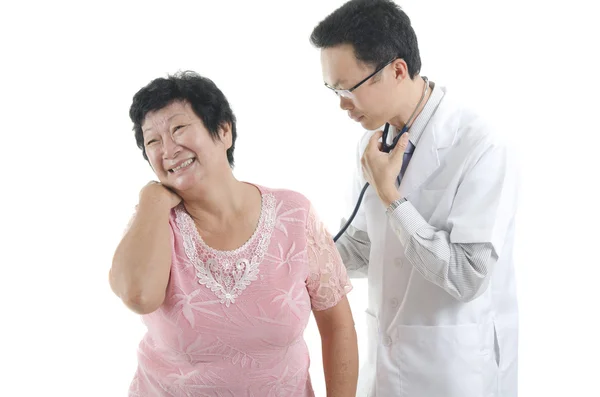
391, 59, 410, 82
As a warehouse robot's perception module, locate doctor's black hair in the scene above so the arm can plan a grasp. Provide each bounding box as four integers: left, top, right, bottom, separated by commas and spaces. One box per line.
310, 0, 421, 79
129, 70, 237, 167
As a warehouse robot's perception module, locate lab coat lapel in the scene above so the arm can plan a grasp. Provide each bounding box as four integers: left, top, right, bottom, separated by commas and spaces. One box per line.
398, 101, 457, 198
398, 124, 440, 197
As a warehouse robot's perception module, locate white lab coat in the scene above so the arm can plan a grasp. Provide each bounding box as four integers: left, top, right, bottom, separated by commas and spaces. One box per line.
349, 87, 519, 397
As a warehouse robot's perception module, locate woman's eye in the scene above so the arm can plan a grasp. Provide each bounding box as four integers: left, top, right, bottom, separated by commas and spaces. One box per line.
173, 125, 185, 133
146, 139, 157, 146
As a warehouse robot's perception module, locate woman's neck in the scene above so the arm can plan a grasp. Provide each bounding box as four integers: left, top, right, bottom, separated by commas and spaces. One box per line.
181, 172, 248, 229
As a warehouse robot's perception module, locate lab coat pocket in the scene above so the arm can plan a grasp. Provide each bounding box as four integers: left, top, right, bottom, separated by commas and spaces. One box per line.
494, 320, 518, 396
395, 324, 488, 397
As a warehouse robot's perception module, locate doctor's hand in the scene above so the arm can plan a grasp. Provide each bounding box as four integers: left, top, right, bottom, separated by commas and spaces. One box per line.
361, 130, 410, 207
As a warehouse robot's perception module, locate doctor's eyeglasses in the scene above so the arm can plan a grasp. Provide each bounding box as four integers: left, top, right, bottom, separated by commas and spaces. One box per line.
324, 58, 396, 99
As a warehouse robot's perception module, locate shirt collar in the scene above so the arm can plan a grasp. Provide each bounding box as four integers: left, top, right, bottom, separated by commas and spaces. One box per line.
391, 79, 445, 148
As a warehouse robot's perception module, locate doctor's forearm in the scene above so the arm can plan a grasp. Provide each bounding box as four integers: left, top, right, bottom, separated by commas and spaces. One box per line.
388, 201, 497, 302
335, 224, 370, 278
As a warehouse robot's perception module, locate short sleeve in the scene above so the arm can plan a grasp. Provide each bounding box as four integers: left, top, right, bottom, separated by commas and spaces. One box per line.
448, 141, 519, 257
306, 204, 353, 311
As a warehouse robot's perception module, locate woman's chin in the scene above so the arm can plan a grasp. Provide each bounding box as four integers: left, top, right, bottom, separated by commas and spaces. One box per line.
167, 174, 202, 194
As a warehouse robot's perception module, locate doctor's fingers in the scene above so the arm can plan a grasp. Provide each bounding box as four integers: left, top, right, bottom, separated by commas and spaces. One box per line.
367, 130, 384, 151
390, 133, 410, 160
360, 151, 373, 174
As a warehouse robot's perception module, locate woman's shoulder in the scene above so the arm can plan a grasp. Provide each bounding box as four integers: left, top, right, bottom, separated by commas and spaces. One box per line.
254, 184, 312, 211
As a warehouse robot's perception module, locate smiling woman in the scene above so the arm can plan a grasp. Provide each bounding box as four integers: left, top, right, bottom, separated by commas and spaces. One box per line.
108, 71, 359, 396
137, 100, 233, 194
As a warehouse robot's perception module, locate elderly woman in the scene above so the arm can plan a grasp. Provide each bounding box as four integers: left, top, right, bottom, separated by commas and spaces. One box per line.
109, 71, 358, 396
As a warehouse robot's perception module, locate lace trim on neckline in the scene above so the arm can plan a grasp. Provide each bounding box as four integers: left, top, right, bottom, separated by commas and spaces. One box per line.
175, 193, 276, 306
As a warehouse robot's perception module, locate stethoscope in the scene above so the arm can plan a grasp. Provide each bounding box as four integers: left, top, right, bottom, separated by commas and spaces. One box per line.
333, 76, 430, 242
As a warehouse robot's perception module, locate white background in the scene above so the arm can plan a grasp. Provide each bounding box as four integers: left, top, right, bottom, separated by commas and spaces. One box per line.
1, 0, 599, 396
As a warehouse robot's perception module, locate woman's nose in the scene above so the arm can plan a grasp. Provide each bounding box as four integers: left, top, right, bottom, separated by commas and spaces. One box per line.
162, 135, 181, 158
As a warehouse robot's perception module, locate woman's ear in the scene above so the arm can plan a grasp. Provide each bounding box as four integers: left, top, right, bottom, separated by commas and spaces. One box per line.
219, 122, 233, 150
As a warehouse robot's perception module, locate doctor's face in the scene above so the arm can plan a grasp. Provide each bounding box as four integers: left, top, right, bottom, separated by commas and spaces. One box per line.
320, 44, 398, 131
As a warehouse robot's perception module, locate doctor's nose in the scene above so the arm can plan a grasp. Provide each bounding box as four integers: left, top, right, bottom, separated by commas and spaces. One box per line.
339, 96, 354, 111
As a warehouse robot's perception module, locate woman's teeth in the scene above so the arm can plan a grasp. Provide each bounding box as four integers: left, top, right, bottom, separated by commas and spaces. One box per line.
170, 158, 194, 172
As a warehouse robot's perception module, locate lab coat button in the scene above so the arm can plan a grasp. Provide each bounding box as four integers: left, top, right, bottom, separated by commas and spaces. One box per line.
383, 336, 392, 346
394, 258, 403, 266
390, 298, 399, 308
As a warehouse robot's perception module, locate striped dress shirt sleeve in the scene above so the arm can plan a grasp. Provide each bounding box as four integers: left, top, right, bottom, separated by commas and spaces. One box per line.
387, 201, 497, 302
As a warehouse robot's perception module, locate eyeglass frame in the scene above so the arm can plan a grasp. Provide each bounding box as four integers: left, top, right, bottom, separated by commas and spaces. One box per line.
324, 58, 397, 99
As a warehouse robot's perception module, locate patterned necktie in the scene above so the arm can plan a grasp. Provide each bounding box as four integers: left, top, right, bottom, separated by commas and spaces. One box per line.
397, 141, 415, 186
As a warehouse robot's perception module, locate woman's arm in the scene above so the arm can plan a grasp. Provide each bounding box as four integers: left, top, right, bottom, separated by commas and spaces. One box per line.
109, 182, 180, 314
313, 296, 359, 397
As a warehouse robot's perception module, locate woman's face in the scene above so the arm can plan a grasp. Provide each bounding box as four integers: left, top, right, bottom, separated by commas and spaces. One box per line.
141, 101, 232, 194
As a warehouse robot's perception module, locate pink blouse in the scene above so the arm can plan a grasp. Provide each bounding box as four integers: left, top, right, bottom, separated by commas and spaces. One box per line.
128, 185, 352, 396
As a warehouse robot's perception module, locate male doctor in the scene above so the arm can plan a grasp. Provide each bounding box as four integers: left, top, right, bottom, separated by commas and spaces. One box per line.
310, 1, 519, 396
